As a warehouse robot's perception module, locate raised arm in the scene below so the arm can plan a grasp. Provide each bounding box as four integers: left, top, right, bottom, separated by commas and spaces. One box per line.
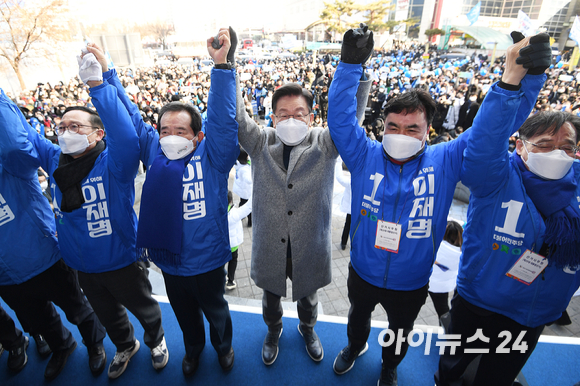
85, 43, 159, 167
205, 27, 240, 173
328, 24, 375, 174
0, 89, 59, 178
236, 77, 264, 157
78, 48, 141, 181
461, 33, 549, 197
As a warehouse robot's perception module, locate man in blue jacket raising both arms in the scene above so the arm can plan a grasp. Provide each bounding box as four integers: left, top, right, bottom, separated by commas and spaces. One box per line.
127, 28, 239, 378
0, 89, 106, 381
436, 33, 576, 386
327, 24, 543, 386
9, 46, 169, 380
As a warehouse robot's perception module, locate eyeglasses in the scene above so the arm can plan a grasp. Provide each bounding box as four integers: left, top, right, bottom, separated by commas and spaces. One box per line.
523, 139, 579, 157
274, 113, 309, 122
57, 123, 98, 136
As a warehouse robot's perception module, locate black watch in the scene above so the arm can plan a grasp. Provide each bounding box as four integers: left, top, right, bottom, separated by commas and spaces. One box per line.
214, 63, 232, 70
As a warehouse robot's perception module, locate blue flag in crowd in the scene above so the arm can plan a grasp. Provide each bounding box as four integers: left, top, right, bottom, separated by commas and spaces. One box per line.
467, 2, 481, 26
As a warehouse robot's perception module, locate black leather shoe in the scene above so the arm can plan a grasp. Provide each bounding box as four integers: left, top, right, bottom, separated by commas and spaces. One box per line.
88, 343, 106, 376
7, 336, 28, 372
262, 328, 282, 365
297, 325, 323, 361
218, 347, 234, 372
33, 334, 52, 358
182, 354, 199, 377
44, 341, 77, 380
378, 365, 398, 386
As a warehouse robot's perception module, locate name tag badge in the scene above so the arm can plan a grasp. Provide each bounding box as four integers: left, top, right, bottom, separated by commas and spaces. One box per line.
506, 249, 548, 285
375, 220, 402, 253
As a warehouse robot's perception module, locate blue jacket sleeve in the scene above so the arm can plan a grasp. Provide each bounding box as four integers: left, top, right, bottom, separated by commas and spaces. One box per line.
327, 62, 372, 175
102, 69, 159, 167
461, 74, 546, 197
89, 82, 140, 181
205, 68, 239, 173
0, 89, 59, 178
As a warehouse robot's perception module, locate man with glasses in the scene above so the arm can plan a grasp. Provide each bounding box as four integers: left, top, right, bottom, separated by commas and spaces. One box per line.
2, 51, 168, 379
327, 26, 549, 386
437, 32, 580, 386
234, 77, 369, 365
0, 90, 107, 381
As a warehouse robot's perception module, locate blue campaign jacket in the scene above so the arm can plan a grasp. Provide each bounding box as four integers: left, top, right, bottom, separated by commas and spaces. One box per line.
30, 83, 141, 274
457, 74, 580, 328
104, 68, 239, 277
328, 62, 470, 291
0, 90, 61, 285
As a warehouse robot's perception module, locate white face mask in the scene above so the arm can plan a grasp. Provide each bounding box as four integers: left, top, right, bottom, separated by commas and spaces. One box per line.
382, 134, 424, 161
523, 143, 574, 180
58, 130, 96, 156
276, 118, 309, 146
159, 135, 195, 160
40, 181, 48, 191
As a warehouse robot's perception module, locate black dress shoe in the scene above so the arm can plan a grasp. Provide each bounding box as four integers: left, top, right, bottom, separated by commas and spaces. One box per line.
44, 341, 77, 380
297, 325, 323, 361
88, 343, 106, 376
182, 354, 199, 377
262, 328, 282, 365
218, 347, 234, 372
8, 336, 28, 372
33, 334, 52, 358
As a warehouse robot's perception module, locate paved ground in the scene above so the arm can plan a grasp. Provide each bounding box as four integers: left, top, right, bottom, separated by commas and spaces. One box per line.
136, 165, 580, 339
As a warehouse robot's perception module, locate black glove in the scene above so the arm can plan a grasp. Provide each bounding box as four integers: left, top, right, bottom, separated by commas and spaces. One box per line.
227, 26, 237, 65
511, 31, 525, 44
341, 23, 374, 65
516, 32, 551, 75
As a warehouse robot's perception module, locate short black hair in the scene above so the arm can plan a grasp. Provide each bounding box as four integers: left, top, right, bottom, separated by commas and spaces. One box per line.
63, 106, 104, 130
158, 102, 202, 135
272, 83, 313, 114
444, 220, 463, 248
384, 89, 437, 125
518, 111, 580, 142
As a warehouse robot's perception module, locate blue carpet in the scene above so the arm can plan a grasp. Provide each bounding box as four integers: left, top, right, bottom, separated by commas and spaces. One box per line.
1, 299, 579, 385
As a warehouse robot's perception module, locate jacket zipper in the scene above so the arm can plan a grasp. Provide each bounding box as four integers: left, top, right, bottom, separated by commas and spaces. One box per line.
383, 163, 404, 287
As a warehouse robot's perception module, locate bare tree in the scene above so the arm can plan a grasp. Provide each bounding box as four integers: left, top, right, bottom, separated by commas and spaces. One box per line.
136, 21, 175, 50
359, 1, 395, 33
0, 0, 73, 90
320, 0, 357, 42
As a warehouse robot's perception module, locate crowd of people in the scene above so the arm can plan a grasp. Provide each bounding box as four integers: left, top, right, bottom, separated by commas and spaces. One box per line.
10, 35, 580, 149
1, 23, 579, 386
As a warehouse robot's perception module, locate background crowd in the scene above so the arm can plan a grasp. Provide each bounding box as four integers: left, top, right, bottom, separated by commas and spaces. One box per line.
9, 44, 580, 149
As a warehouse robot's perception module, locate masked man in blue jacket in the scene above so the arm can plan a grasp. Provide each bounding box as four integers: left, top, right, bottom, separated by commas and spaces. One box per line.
87, 29, 238, 377
0, 89, 107, 380
327, 25, 542, 386
9, 49, 169, 380
435, 33, 576, 386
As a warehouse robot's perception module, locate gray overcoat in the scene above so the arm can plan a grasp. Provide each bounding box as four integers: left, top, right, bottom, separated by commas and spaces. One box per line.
236, 78, 370, 301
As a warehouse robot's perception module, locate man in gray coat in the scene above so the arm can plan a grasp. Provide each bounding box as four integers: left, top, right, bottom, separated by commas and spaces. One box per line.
235, 78, 369, 366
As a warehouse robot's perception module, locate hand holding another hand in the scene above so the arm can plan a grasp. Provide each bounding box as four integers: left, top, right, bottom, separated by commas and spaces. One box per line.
77, 43, 107, 87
